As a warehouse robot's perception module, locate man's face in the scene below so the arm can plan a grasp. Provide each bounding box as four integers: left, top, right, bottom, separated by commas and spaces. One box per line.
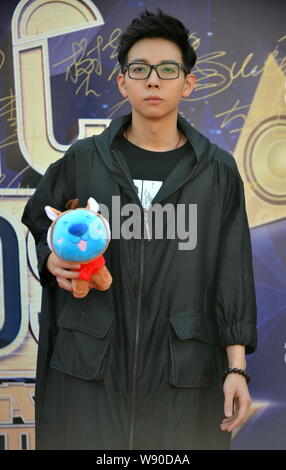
117, 37, 196, 120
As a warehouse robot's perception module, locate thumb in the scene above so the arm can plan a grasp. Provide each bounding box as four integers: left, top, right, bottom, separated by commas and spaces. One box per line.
224, 392, 234, 417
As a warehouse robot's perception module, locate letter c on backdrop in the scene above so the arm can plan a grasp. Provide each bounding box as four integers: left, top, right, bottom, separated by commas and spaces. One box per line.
12, 0, 111, 175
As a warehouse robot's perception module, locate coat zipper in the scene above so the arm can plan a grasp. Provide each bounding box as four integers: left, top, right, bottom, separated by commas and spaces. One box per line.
144, 210, 151, 241
129, 236, 144, 449
111, 150, 146, 450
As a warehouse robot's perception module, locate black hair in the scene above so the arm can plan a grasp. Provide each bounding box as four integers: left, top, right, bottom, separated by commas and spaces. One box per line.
117, 9, 197, 74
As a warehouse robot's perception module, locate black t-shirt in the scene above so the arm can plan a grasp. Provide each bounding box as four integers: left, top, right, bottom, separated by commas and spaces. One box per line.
116, 134, 195, 210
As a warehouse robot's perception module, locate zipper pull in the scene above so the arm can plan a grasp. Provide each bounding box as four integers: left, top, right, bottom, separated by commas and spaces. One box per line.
144, 210, 151, 241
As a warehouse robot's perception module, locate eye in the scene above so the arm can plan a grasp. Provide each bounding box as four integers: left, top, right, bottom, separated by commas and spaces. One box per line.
161, 65, 176, 73
130, 64, 148, 73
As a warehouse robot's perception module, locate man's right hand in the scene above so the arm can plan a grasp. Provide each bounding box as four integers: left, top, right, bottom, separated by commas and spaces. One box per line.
46, 252, 81, 293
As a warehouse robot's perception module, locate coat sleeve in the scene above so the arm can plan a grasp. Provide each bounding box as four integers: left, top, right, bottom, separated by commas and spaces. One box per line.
214, 157, 257, 355
21, 151, 76, 287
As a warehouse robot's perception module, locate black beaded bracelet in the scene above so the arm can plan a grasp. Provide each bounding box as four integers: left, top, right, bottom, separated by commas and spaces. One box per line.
222, 368, 251, 384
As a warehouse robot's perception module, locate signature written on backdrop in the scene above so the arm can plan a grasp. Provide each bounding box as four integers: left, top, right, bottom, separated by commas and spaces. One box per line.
51, 29, 286, 109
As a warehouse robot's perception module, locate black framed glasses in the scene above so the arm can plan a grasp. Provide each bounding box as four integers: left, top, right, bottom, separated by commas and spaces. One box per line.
123, 62, 187, 80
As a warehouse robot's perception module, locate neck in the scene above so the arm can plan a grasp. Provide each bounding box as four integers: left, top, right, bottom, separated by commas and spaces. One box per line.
126, 110, 185, 151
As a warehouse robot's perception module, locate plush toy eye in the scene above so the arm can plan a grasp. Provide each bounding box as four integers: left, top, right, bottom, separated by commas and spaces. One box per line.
89, 220, 105, 240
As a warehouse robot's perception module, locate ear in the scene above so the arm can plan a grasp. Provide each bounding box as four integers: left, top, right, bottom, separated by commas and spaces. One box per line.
45, 205, 61, 221
182, 73, 196, 98
87, 197, 99, 213
117, 73, 128, 99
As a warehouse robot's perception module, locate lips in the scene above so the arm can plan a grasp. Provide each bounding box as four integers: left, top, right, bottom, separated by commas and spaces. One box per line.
145, 96, 163, 104
145, 96, 162, 101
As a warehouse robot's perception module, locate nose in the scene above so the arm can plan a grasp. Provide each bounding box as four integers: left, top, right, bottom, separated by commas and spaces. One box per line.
146, 68, 160, 87
68, 223, 88, 237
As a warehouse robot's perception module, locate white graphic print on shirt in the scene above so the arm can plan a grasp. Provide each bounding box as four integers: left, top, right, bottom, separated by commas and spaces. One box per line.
133, 179, 163, 211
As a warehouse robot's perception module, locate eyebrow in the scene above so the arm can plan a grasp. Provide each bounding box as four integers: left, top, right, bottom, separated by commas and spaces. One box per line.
128, 59, 179, 64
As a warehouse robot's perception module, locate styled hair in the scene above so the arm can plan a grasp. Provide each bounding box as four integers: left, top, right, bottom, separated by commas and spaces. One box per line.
117, 9, 197, 74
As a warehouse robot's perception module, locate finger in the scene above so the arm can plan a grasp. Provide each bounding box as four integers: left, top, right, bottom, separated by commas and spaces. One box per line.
221, 401, 250, 432
221, 421, 238, 432
220, 414, 236, 427
229, 402, 250, 430
221, 417, 235, 424
57, 263, 81, 271
221, 406, 239, 423
220, 425, 233, 433
56, 268, 80, 279
57, 277, 73, 292
224, 393, 234, 417
53, 257, 81, 269
63, 263, 81, 270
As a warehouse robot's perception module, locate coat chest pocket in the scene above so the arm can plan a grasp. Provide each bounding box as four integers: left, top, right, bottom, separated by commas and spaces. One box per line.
168, 311, 219, 388
50, 298, 115, 381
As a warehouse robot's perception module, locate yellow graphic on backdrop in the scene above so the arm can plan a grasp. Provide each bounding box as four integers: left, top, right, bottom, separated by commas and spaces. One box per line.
0, 383, 35, 450
12, 0, 110, 175
234, 52, 286, 227
0, 204, 29, 359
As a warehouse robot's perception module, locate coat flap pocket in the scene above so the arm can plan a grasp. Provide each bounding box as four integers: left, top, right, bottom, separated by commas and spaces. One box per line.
57, 297, 114, 338
170, 311, 218, 344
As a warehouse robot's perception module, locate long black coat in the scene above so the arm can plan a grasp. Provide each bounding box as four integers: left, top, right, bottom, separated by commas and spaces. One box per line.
22, 112, 257, 450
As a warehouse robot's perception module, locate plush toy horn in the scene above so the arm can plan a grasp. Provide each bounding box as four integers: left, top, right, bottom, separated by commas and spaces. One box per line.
87, 197, 100, 213
45, 205, 61, 221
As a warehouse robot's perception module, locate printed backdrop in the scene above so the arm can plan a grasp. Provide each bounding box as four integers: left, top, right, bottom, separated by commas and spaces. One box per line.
0, 0, 285, 450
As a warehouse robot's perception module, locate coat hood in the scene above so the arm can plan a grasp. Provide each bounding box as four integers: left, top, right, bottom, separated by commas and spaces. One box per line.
92, 112, 218, 207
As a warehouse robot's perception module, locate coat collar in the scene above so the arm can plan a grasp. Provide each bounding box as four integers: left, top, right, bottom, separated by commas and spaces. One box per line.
92, 112, 218, 208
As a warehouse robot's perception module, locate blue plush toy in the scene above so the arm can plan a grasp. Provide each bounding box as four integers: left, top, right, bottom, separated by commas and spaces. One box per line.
45, 197, 112, 298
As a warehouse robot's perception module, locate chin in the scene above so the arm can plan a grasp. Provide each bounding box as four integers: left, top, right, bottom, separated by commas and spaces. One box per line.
134, 107, 172, 120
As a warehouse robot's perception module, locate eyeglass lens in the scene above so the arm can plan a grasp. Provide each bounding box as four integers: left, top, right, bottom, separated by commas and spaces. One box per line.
128, 63, 179, 79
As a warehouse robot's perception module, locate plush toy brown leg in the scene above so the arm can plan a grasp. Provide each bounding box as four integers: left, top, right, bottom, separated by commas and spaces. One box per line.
72, 278, 90, 298
90, 266, 113, 291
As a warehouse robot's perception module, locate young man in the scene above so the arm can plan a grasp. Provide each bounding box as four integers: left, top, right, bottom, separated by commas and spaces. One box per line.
22, 10, 257, 450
